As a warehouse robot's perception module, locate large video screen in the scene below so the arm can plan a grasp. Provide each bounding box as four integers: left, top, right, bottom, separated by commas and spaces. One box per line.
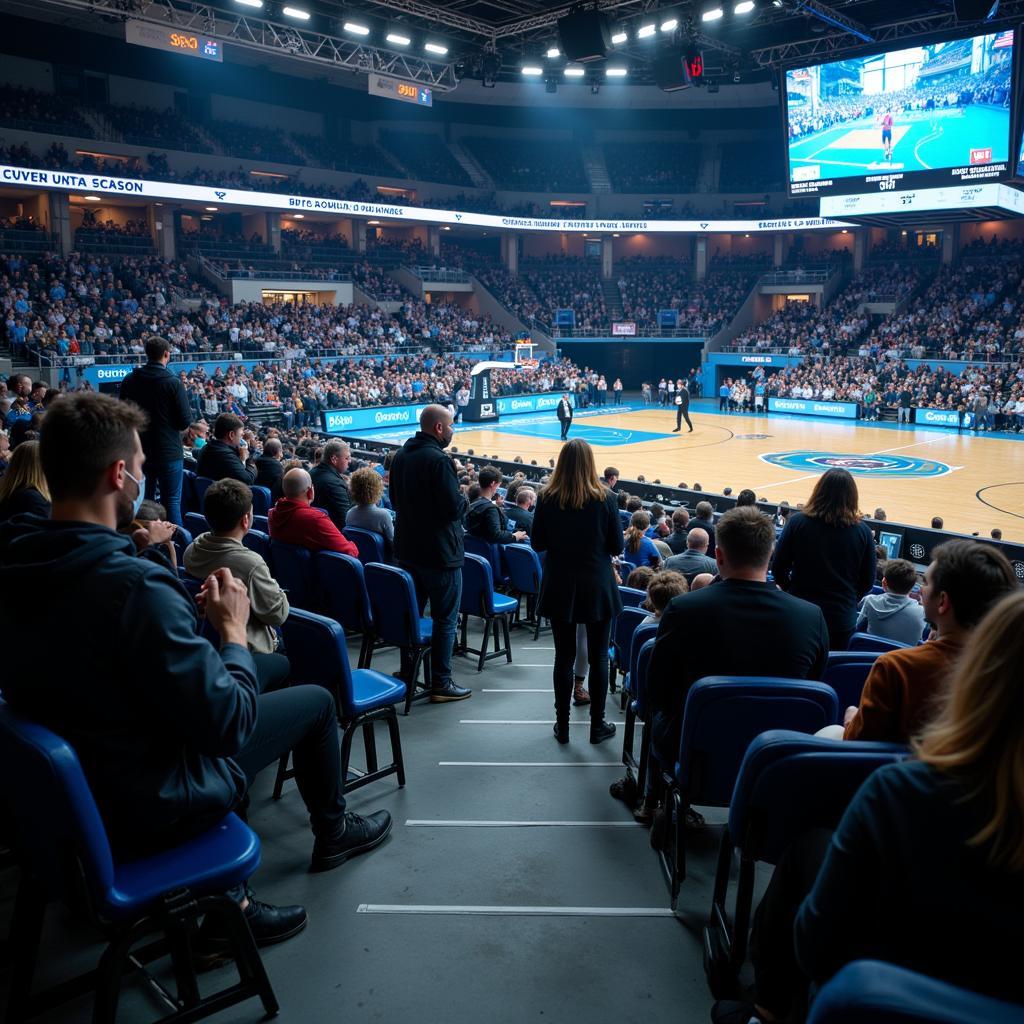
785, 29, 1014, 197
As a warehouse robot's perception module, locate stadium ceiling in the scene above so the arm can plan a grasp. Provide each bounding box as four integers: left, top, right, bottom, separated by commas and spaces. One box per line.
6, 0, 1024, 88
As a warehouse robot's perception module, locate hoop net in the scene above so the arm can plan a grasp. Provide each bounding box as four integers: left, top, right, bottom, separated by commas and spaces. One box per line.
514, 342, 536, 368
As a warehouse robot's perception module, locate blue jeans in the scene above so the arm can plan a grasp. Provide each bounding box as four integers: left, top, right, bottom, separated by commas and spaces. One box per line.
145, 459, 184, 527
402, 563, 463, 688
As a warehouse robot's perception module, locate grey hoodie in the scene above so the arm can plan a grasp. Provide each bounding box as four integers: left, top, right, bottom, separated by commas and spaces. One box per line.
856, 592, 925, 647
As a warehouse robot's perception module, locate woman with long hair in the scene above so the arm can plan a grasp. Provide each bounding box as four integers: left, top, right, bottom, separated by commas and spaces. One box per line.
0, 440, 51, 522
771, 467, 875, 649
531, 438, 623, 744
621, 510, 662, 570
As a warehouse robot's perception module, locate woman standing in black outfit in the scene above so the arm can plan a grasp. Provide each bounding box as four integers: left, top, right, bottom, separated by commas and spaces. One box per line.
531, 439, 623, 744
771, 468, 876, 650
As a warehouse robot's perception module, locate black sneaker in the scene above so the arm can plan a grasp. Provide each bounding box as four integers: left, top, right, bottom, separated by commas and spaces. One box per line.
609, 776, 638, 805
195, 892, 307, 967
310, 810, 393, 872
590, 720, 616, 744
430, 681, 472, 702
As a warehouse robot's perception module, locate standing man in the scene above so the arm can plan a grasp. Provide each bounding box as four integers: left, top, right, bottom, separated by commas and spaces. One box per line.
898, 386, 913, 425
454, 382, 470, 423
118, 336, 192, 526
557, 393, 574, 442
389, 405, 471, 703
719, 379, 731, 413
672, 380, 693, 433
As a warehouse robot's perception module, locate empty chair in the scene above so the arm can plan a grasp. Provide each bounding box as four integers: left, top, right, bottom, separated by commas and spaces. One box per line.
249, 485, 272, 518
180, 469, 199, 517
502, 542, 546, 639
242, 528, 272, 565
317, 550, 376, 668
704, 731, 907, 992
268, 539, 318, 610
194, 475, 214, 514
273, 610, 405, 799
0, 699, 277, 1023
343, 526, 387, 565
458, 553, 517, 672
184, 511, 209, 538
848, 631, 912, 653
364, 562, 433, 714
252, 514, 270, 534
609, 606, 649, 694
660, 677, 838, 908
463, 534, 506, 585
807, 961, 1024, 1024
618, 585, 648, 608
822, 650, 880, 716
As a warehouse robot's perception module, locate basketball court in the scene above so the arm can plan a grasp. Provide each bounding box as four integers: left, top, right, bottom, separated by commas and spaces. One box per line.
353, 401, 1024, 542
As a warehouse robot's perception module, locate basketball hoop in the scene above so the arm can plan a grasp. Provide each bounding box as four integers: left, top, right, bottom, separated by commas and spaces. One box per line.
514, 341, 536, 368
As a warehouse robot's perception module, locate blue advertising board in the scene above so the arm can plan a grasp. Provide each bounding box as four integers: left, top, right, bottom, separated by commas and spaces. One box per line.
73, 358, 269, 387
768, 396, 859, 420
914, 407, 962, 427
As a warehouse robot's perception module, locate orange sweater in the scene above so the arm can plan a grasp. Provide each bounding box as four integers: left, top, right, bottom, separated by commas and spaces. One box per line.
844, 636, 963, 743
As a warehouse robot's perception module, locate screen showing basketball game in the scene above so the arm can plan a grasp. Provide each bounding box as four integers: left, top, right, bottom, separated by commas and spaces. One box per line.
785, 28, 1014, 197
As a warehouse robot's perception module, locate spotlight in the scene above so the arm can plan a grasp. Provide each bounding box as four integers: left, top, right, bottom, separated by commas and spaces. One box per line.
343, 20, 370, 36
386, 29, 411, 45
605, 66, 628, 77
735, 0, 756, 12
564, 65, 585, 77
521, 65, 544, 76
637, 22, 657, 38
660, 17, 679, 31
424, 41, 448, 55
233, 0, 263, 7
546, 46, 561, 58
702, 7, 724, 20
282, 6, 310, 19
611, 30, 628, 43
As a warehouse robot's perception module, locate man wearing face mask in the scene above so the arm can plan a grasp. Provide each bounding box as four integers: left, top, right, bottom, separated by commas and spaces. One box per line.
389, 404, 471, 703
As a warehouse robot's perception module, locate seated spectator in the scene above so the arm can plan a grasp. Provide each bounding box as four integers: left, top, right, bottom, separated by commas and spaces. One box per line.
0, 439, 50, 522
505, 486, 536, 537
625, 564, 656, 592
309, 440, 352, 532
687, 500, 717, 557
622, 511, 661, 570
196, 413, 256, 484
345, 466, 394, 559
663, 527, 718, 584
0, 392, 392, 952
735, 488, 757, 507
664, 508, 691, 554
855, 558, 925, 646
268, 468, 358, 556
184, 479, 290, 691
640, 571, 688, 626
123, 498, 179, 571
931, 516, 944, 529
689, 572, 715, 591
254, 437, 285, 502
466, 465, 527, 545
836, 541, 1017, 743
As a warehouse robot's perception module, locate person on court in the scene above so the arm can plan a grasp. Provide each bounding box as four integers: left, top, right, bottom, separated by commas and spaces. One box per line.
881, 109, 894, 162
672, 381, 693, 433
557, 393, 574, 441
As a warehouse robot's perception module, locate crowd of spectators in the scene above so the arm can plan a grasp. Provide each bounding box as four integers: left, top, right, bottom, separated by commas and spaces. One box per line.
378, 130, 474, 188
98, 102, 212, 152
462, 137, 589, 193
603, 141, 700, 193
292, 134, 402, 178
521, 259, 607, 330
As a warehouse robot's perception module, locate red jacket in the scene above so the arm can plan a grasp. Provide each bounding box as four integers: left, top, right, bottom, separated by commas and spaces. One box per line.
268, 498, 358, 557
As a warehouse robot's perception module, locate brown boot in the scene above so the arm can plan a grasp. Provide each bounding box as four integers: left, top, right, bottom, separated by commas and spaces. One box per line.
573, 677, 591, 706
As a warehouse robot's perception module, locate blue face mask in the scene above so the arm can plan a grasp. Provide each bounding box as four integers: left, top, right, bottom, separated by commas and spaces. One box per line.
193, 437, 206, 450
124, 468, 146, 519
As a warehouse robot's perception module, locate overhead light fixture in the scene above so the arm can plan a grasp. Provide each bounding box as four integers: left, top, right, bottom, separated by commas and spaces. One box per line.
660, 17, 679, 32
442, 225, 451, 230
546, 46, 561, 58
293, 213, 304, 219
521, 65, 544, 76
83, 195, 102, 201
611, 30, 628, 43
734, 0, 755, 12
233, 0, 263, 8
386, 30, 411, 45
702, 7, 724, 20
564, 65, 585, 77
282, 6, 310, 20
205, 206, 219, 211
368, 219, 380, 225
637, 23, 657, 38
424, 41, 448, 55
605, 66, 628, 77
343, 20, 370, 35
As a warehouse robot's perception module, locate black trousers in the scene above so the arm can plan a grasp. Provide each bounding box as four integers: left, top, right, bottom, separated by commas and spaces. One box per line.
550, 619, 612, 722
252, 651, 290, 693
559, 417, 571, 440
675, 406, 693, 431
750, 827, 833, 1017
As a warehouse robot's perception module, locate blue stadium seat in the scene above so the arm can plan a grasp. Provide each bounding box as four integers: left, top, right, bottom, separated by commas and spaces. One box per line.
252, 514, 270, 534
268, 539, 318, 610
181, 469, 198, 516
364, 563, 433, 714
194, 475, 214, 514
807, 961, 1024, 1024
704, 731, 907, 993
609, 606, 649, 695
0, 699, 277, 1022
618, 585, 648, 608
249, 485, 272, 518
459, 553, 517, 672
316, 551, 376, 668
622, 636, 658, 798
660, 677, 838, 909
184, 512, 208, 538
848, 631, 913, 653
343, 526, 387, 565
464, 534, 507, 585
170, 524, 192, 568
503, 543, 546, 639
822, 650, 880, 716
273, 609, 405, 799
620, 619, 658, 714
242, 528, 271, 565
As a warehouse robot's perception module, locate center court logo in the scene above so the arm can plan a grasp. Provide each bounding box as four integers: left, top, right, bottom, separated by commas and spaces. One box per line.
760, 450, 952, 478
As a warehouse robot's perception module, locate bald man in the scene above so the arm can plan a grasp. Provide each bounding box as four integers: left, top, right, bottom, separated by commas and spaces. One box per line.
663, 527, 718, 583
389, 404, 471, 702
268, 467, 358, 556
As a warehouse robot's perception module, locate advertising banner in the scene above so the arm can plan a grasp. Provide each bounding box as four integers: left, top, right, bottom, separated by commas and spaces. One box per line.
914, 407, 962, 427
768, 396, 859, 420
611, 322, 637, 336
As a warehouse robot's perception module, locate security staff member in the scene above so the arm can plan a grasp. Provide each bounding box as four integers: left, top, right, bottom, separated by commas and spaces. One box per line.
673, 382, 693, 433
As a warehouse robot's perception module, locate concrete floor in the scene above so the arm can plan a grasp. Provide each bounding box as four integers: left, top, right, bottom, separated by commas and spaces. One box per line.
0, 622, 760, 1023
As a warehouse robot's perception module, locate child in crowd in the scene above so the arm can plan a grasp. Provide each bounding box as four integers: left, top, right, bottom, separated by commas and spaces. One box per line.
857, 558, 926, 647
640, 571, 688, 626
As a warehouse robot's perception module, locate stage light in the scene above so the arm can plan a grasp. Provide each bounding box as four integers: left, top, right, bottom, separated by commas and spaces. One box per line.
282, 6, 310, 20
424, 41, 448, 55
206, 206, 219, 211
233, 0, 263, 8
637, 23, 657, 38
83, 195, 102, 201
605, 66, 628, 77
343, 20, 370, 35
386, 30, 411, 45
660, 17, 679, 32
611, 30, 628, 43
564, 65, 585, 77
293, 213, 304, 218
702, 7, 724, 20
521, 65, 544, 76
547, 46, 561, 58
734, 0, 756, 12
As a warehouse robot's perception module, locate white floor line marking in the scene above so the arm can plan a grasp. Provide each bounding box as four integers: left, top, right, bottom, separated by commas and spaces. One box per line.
481, 688, 550, 693
438, 761, 621, 767
357, 905, 676, 917
404, 820, 639, 827
867, 436, 949, 455
512, 664, 554, 668
460, 720, 591, 725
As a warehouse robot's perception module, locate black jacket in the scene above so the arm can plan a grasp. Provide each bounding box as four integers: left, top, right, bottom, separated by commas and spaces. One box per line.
390, 431, 467, 570
0, 517, 258, 852
0, 486, 50, 523
196, 438, 256, 484
665, 528, 690, 555
118, 361, 192, 466
466, 497, 517, 544
309, 464, 352, 532
505, 504, 534, 537
531, 488, 623, 623
254, 455, 284, 503
556, 399, 573, 423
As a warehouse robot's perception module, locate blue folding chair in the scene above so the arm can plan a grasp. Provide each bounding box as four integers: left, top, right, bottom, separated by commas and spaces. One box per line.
704, 731, 907, 993
808, 961, 1024, 1024
503, 543, 547, 639
459, 553, 517, 672
252, 514, 270, 534
364, 562, 433, 714
848, 631, 913, 653
622, 636, 658, 804
317, 551, 376, 668
822, 650, 880, 717
242, 528, 272, 565
620, 620, 657, 712
464, 533, 507, 586
249, 485, 272, 518
268, 539, 318, 610
660, 677, 838, 909
618, 585, 648, 608
181, 469, 198, 517
273, 610, 406, 799
0, 700, 277, 1023
609, 606, 649, 695
184, 512, 208, 538
194, 476, 214, 514
343, 526, 387, 565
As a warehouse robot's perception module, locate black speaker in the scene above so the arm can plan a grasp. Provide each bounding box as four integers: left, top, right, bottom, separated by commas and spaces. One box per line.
953, 0, 999, 20
557, 8, 611, 63
654, 51, 692, 92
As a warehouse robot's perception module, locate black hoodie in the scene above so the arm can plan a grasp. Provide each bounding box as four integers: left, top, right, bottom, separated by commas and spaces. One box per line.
0, 515, 259, 852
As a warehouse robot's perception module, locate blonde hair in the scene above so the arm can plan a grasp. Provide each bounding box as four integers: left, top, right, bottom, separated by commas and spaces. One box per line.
914, 591, 1024, 871
539, 438, 604, 511
624, 510, 650, 554
350, 466, 383, 506
0, 440, 50, 506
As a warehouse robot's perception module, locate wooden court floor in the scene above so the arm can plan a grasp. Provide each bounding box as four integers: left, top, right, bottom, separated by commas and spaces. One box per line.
447, 404, 1024, 543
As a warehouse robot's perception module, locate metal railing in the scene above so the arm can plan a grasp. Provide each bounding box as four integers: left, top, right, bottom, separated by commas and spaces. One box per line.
409, 266, 471, 283
547, 325, 712, 339
760, 269, 831, 285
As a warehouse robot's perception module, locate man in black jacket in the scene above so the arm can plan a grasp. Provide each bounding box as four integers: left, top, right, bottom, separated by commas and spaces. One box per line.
672, 381, 693, 433
254, 437, 285, 503
117, 337, 191, 525
505, 486, 536, 537
0, 393, 392, 950
556, 393, 574, 441
389, 404, 471, 702
196, 413, 257, 484
466, 465, 528, 545
309, 440, 352, 531
686, 500, 718, 558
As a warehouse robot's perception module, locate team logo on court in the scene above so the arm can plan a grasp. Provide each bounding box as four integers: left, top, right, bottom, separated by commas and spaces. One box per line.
760, 450, 952, 479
